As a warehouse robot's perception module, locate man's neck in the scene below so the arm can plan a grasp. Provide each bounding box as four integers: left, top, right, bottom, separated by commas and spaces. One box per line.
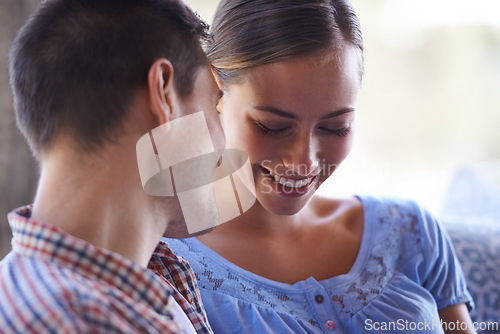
31, 144, 171, 268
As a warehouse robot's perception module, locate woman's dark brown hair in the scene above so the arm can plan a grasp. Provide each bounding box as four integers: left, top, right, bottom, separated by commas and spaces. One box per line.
207, 0, 364, 85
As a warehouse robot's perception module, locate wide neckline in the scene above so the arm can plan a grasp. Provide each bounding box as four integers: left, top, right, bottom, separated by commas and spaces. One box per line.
190, 195, 374, 292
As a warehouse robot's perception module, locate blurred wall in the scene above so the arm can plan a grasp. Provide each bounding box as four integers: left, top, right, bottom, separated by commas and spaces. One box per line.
0, 1, 39, 259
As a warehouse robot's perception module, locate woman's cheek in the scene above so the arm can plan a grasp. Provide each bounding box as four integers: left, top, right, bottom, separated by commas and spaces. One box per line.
330, 136, 355, 167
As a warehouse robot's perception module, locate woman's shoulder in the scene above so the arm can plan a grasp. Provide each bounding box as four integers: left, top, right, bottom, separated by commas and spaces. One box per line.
309, 195, 436, 265
347, 194, 433, 223
351, 195, 452, 276
309, 194, 425, 217
308, 195, 363, 223
307, 194, 430, 229
357, 195, 441, 239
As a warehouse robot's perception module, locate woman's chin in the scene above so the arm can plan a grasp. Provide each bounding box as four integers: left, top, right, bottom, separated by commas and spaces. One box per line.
256, 189, 315, 216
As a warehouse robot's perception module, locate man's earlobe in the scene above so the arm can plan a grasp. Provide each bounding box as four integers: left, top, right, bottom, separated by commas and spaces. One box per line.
210, 66, 224, 90
211, 66, 225, 116
148, 58, 176, 125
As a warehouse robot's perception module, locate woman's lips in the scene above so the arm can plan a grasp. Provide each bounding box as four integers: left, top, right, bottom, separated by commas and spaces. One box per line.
260, 166, 318, 191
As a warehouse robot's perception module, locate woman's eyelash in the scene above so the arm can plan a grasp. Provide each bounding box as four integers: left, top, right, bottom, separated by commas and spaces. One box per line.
319, 126, 351, 137
255, 121, 351, 137
256, 122, 289, 135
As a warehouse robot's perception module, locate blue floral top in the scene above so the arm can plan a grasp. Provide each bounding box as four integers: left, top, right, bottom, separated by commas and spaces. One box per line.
165, 196, 474, 333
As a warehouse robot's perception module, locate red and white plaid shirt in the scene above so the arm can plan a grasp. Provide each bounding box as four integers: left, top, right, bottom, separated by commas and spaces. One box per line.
0, 205, 212, 333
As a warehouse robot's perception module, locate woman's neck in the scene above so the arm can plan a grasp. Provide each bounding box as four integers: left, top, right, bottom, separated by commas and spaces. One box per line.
196, 196, 364, 284
211, 200, 307, 239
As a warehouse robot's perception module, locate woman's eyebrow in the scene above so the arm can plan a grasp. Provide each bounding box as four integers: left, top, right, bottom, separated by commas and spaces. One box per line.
253, 106, 355, 120
319, 107, 355, 120
253, 106, 299, 120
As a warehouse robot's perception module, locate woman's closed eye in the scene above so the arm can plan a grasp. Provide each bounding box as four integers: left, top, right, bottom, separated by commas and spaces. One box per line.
255, 121, 290, 136
317, 124, 352, 137
255, 120, 352, 138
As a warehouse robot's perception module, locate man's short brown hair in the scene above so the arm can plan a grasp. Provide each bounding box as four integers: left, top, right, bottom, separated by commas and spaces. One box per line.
9, 0, 210, 156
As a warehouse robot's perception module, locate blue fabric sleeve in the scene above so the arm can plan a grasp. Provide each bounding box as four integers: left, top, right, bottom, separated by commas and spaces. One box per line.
415, 203, 475, 311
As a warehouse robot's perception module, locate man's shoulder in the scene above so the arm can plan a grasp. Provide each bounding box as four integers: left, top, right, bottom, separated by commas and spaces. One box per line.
0, 252, 99, 331
0, 251, 109, 305
0, 252, 185, 333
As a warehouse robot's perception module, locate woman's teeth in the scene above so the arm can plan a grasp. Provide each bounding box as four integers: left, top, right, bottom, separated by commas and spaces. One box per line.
271, 173, 312, 189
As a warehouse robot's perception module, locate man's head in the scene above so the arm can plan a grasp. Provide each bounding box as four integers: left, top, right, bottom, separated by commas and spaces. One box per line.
9, 0, 227, 239
9, 0, 215, 158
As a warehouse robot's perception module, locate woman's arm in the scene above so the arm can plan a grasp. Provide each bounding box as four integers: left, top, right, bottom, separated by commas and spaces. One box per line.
439, 303, 476, 334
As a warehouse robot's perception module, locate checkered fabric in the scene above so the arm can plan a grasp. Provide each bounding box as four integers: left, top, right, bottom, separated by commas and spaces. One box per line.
148, 243, 212, 334
0, 205, 211, 333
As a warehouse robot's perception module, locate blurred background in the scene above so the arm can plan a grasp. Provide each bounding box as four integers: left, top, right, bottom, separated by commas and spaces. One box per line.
0, 1, 40, 259
1, 0, 499, 258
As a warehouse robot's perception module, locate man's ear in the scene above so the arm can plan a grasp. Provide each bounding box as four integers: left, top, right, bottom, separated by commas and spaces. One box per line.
210, 66, 225, 115
148, 58, 176, 125
210, 66, 224, 90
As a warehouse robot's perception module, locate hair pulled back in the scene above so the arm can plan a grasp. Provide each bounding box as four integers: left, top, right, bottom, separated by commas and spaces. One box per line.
207, 0, 364, 85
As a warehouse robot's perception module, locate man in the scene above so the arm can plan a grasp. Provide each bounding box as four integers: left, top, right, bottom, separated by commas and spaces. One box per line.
0, 0, 224, 332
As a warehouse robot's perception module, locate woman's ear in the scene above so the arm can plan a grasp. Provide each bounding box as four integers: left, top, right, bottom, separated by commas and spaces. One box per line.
148, 58, 176, 125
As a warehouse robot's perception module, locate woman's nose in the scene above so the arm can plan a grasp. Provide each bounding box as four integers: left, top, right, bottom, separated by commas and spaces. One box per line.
282, 133, 320, 176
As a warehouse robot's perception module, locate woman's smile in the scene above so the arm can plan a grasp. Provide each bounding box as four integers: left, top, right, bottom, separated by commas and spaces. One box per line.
258, 165, 318, 198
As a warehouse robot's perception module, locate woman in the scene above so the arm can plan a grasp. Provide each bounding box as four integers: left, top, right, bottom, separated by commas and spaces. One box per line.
166, 0, 475, 332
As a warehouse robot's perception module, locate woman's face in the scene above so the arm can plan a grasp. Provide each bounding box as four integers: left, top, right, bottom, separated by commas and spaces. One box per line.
218, 47, 362, 215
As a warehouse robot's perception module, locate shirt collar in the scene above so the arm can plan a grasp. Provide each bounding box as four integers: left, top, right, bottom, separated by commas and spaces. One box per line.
149, 241, 195, 302
8, 205, 175, 314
